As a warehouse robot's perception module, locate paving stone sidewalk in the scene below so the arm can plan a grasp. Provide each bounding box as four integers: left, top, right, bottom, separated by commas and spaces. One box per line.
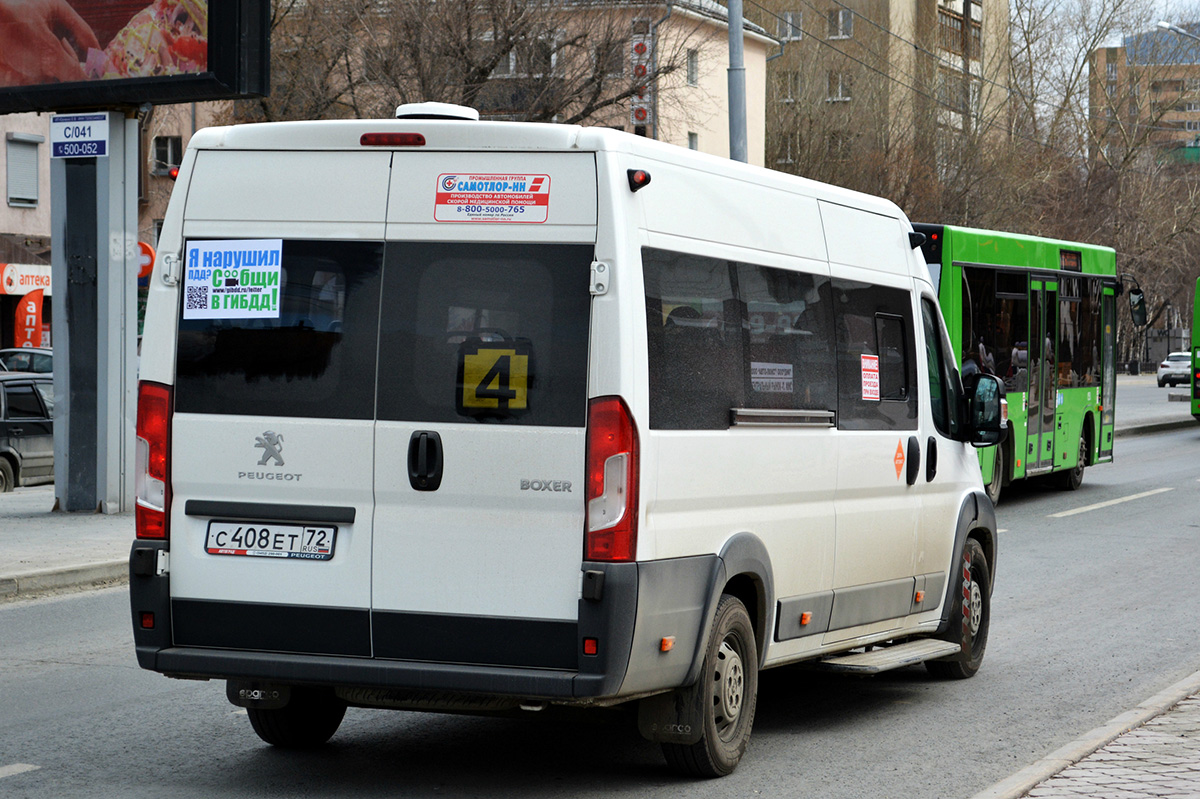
1023, 695, 1200, 798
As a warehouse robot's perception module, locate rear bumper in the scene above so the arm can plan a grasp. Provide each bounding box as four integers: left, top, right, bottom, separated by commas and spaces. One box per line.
130, 542, 718, 702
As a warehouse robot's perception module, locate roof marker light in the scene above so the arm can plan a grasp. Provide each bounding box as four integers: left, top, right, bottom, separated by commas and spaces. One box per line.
360, 132, 426, 147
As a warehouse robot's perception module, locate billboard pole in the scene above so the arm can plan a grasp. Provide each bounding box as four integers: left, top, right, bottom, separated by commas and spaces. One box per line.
51, 110, 138, 513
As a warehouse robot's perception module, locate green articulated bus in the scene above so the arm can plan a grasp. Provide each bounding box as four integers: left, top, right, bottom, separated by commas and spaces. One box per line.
913, 224, 1123, 504
1193, 276, 1200, 421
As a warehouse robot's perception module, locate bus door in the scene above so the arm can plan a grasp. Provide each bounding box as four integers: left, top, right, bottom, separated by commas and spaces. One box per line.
1028, 279, 1059, 472
1099, 287, 1116, 459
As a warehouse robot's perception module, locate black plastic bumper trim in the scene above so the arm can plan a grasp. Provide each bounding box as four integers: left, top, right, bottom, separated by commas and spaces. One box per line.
150, 647, 601, 699
373, 611, 577, 670
172, 598, 371, 657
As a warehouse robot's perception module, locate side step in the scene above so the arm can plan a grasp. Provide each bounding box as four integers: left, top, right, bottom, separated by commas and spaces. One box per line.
814, 639, 962, 675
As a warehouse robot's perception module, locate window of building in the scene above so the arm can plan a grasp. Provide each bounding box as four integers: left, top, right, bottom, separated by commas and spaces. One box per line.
827, 8, 853, 38
778, 10, 802, 41
827, 130, 852, 160
687, 49, 699, 86
1186, 120, 1200, 131
153, 219, 165, 246
152, 135, 182, 176
1187, 101, 1200, 112
1106, 62, 1117, 80
826, 71, 852, 102
687, 132, 699, 150
6, 132, 42, 208
775, 132, 801, 165
776, 70, 801, 102
594, 40, 624, 77
493, 33, 558, 77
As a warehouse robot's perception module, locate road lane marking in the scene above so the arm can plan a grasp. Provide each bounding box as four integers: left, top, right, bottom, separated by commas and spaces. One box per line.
0, 764, 40, 780
1049, 488, 1174, 518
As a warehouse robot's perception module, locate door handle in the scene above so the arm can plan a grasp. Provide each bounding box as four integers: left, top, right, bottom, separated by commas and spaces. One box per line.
925, 436, 938, 482
408, 431, 444, 491
906, 435, 920, 486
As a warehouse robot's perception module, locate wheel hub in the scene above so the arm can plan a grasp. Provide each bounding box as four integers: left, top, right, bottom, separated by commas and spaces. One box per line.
968, 579, 983, 636
714, 640, 744, 723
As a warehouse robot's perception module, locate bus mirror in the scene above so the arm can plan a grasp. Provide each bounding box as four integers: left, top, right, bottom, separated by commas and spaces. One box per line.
1128, 288, 1147, 327
962, 373, 1005, 447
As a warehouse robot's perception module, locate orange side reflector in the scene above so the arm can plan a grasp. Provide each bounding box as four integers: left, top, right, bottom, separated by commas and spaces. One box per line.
800, 612, 812, 626
915, 591, 925, 603
660, 636, 675, 652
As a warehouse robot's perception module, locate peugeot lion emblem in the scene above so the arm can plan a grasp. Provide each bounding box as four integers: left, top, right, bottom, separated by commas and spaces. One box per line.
255, 431, 285, 466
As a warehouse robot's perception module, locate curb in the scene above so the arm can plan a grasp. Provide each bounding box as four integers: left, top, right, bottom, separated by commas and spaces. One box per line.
1114, 418, 1196, 438
969, 668, 1200, 799
0, 560, 127, 600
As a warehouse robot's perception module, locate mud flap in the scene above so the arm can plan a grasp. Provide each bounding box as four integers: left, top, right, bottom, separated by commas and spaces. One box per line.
637, 689, 704, 744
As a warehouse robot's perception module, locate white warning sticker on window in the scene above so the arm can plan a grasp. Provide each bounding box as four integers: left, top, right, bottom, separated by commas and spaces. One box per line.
435, 173, 550, 223
861, 354, 880, 401
751, 362, 794, 394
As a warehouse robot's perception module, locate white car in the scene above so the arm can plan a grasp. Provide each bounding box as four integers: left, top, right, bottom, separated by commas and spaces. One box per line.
1157, 351, 1191, 387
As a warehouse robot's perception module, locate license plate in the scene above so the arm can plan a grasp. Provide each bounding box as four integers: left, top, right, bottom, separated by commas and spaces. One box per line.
205, 522, 336, 561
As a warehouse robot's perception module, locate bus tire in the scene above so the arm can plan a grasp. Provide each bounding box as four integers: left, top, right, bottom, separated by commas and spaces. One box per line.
661, 594, 758, 778
1058, 434, 1087, 491
246, 687, 346, 748
927, 538, 990, 680
985, 446, 1003, 506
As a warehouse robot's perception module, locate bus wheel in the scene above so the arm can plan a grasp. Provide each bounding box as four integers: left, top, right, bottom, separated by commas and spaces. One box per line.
927, 538, 990, 680
1059, 435, 1087, 491
985, 446, 1003, 506
662, 594, 758, 778
247, 688, 346, 748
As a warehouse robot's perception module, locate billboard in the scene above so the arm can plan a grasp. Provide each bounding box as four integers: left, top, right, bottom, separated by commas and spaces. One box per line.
0, 0, 268, 115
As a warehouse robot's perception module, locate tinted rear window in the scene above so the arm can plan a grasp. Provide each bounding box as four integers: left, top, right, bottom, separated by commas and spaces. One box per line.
377, 243, 591, 427
175, 240, 383, 419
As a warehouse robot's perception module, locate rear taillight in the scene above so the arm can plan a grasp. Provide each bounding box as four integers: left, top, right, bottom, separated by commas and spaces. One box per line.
136, 381, 172, 540
584, 396, 639, 562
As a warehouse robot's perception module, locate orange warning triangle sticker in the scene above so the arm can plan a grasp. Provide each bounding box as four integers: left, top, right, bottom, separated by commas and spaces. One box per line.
894, 439, 906, 479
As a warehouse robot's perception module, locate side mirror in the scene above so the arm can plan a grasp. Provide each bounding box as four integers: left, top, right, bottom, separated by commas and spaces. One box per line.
962, 373, 1006, 447
1128, 288, 1147, 327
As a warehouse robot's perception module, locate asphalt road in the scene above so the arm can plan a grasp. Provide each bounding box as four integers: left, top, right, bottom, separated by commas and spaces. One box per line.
2, 426, 1199, 798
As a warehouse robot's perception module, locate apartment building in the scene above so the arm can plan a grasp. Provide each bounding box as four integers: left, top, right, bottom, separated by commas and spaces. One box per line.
1090, 26, 1200, 165
751, 0, 1010, 177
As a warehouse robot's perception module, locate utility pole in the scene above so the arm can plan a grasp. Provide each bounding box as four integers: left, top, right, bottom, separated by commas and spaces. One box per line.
728, 0, 748, 162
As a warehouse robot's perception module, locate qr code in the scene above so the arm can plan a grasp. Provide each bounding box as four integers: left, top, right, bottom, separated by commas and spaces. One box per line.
185, 285, 208, 310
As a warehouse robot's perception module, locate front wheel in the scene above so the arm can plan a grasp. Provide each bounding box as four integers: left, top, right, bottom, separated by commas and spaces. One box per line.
662, 594, 758, 778
927, 538, 990, 680
246, 688, 347, 748
0, 459, 13, 493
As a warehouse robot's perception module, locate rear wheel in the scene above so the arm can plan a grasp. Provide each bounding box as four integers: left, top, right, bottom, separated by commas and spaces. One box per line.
984, 446, 1003, 506
927, 538, 990, 680
0, 459, 13, 492
246, 688, 347, 748
662, 594, 758, 778
1058, 434, 1087, 491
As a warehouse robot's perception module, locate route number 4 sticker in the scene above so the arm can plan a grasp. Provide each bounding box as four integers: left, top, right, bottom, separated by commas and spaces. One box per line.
457, 340, 533, 419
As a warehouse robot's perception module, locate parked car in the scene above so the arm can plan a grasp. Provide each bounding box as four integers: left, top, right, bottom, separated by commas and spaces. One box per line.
0, 372, 54, 492
1157, 351, 1191, 387
0, 348, 53, 374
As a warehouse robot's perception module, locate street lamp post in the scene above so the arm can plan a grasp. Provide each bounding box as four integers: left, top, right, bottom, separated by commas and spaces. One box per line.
1158, 20, 1200, 43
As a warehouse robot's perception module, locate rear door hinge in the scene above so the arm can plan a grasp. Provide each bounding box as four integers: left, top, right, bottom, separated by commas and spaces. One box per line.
161, 252, 181, 286
590, 261, 610, 296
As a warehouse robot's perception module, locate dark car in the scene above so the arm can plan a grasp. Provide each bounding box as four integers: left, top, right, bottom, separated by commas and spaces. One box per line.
0, 347, 53, 374
0, 372, 54, 492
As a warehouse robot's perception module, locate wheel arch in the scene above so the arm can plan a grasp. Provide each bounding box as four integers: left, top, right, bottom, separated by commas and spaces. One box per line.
937, 491, 997, 636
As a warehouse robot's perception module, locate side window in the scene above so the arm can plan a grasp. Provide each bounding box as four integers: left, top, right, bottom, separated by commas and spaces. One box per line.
377, 242, 591, 427
922, 297, 961, 438
34, 382, 53, 418
643, 249, 741, 430
737, 263, 836, 412
4, 383, 45, 419
833, 279, 917, 430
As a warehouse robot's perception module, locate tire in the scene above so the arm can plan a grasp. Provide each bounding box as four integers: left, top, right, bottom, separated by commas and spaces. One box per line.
246, 688, 347, 748
1058, 434, 1087, 491
984, 445, 1003, 506
927, 538, 990, 680
662, 594, 758, 778
0, 459, 13, 492
1158, 377, 1166, 387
